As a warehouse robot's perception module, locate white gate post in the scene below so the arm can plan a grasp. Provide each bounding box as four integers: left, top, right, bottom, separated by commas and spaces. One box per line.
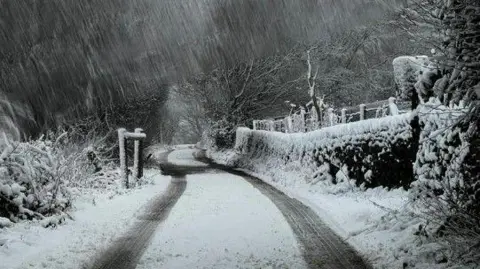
286, 116, 293, 133
133, 128, 143, 179
328, 108, 335, 126
359, 104, 366, 121
252, 120, 258, 130
118, 128, 147, 188
341, 108, 347, 124
311, 106, 319, 128
118, 128, 128, 187
388, 97, 399, 116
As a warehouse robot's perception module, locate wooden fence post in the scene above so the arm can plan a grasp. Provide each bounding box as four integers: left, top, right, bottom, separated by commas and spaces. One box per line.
300, 107, 306, 132
269, 120, 275, 131
388, 97, 399, 116
341, 108, 347, 124
327, 108, 335, 126
118, 128, 128, 188
359, 104, 366, 120
311, 106, 319, 128
286, 116, 293, 133
133, 128, 144, 179
375, 107, 381, 118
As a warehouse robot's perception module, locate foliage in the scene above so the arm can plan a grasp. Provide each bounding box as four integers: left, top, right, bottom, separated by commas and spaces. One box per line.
411, 102, 480, 262
205, 119, 238, 150
179, 16, 422, 145
400, 0, 480, 263
0, 131, 103, 222
233, 115, 414, 190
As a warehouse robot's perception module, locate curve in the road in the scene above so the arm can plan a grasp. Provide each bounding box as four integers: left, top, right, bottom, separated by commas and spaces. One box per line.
86, 175, 186, 269
240, 172, 372, 269
202, 159, 373, 269
86, 149, 372, 269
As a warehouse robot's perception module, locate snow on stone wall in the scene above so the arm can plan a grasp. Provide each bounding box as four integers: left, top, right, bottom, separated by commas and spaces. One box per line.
233, 113, 414, 190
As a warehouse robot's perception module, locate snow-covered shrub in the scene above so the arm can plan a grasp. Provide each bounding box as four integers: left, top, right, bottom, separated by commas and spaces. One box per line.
233, 114, 414, 190
392, 56, 442, 106
393, 56, 429, 99
0, 134, 73, 221
0, 131, 110, 223
412, 101, 480, 260
205, 119, 237, 150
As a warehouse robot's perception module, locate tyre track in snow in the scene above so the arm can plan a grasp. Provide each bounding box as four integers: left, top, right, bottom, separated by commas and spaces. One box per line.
200, 158, 372, 269
87, 148, 371, 269
86, 174, 186, 269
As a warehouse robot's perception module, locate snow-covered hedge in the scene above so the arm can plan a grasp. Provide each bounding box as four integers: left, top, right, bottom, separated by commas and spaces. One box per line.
411, 101, 479, 249
232, 114, 414, 190
412, 101, 472, 199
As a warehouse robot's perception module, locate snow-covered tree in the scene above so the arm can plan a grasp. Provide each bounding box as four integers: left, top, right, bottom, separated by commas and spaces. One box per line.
400, 0, 480, 261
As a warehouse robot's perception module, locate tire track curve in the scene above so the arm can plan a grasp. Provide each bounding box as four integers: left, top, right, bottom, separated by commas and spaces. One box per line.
201, 158, 372, 269
86, 175, 186, 269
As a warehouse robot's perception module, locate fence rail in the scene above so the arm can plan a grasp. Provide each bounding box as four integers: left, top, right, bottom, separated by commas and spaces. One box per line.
253, 97, 411, 133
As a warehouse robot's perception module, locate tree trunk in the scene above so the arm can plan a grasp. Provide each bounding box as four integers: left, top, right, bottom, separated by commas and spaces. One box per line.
311, 95, 322, 128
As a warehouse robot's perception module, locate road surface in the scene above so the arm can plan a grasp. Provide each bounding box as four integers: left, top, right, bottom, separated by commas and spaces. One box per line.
87, 147, 371, 269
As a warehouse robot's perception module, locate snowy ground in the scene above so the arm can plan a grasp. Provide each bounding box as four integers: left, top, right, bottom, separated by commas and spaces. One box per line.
140, 147, 307, 268
3, 145, 436, 269
209, 150, 454, 269
1, 148, 310, 269
0, 169, 171, 269
137, 172, 307, 269
244, 171, 412, 267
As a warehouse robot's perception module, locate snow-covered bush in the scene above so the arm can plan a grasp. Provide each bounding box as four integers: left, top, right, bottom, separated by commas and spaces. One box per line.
393, 56, 430, 102
0, 131, 109, 223
205, 119, 237, 150
412, 100, 480, 261
392, 56, 443, 107
233, 114, 414, 190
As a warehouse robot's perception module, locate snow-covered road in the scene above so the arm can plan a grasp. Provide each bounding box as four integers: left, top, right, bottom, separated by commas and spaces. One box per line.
87, 148, 308, 269
136, 171, 307, 269
87, 148, 370, 269
2, 147, 371, 269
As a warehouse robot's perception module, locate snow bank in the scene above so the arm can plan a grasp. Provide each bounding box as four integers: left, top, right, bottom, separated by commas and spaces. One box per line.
232, 113, 414, 190
0, 169, 171, 269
